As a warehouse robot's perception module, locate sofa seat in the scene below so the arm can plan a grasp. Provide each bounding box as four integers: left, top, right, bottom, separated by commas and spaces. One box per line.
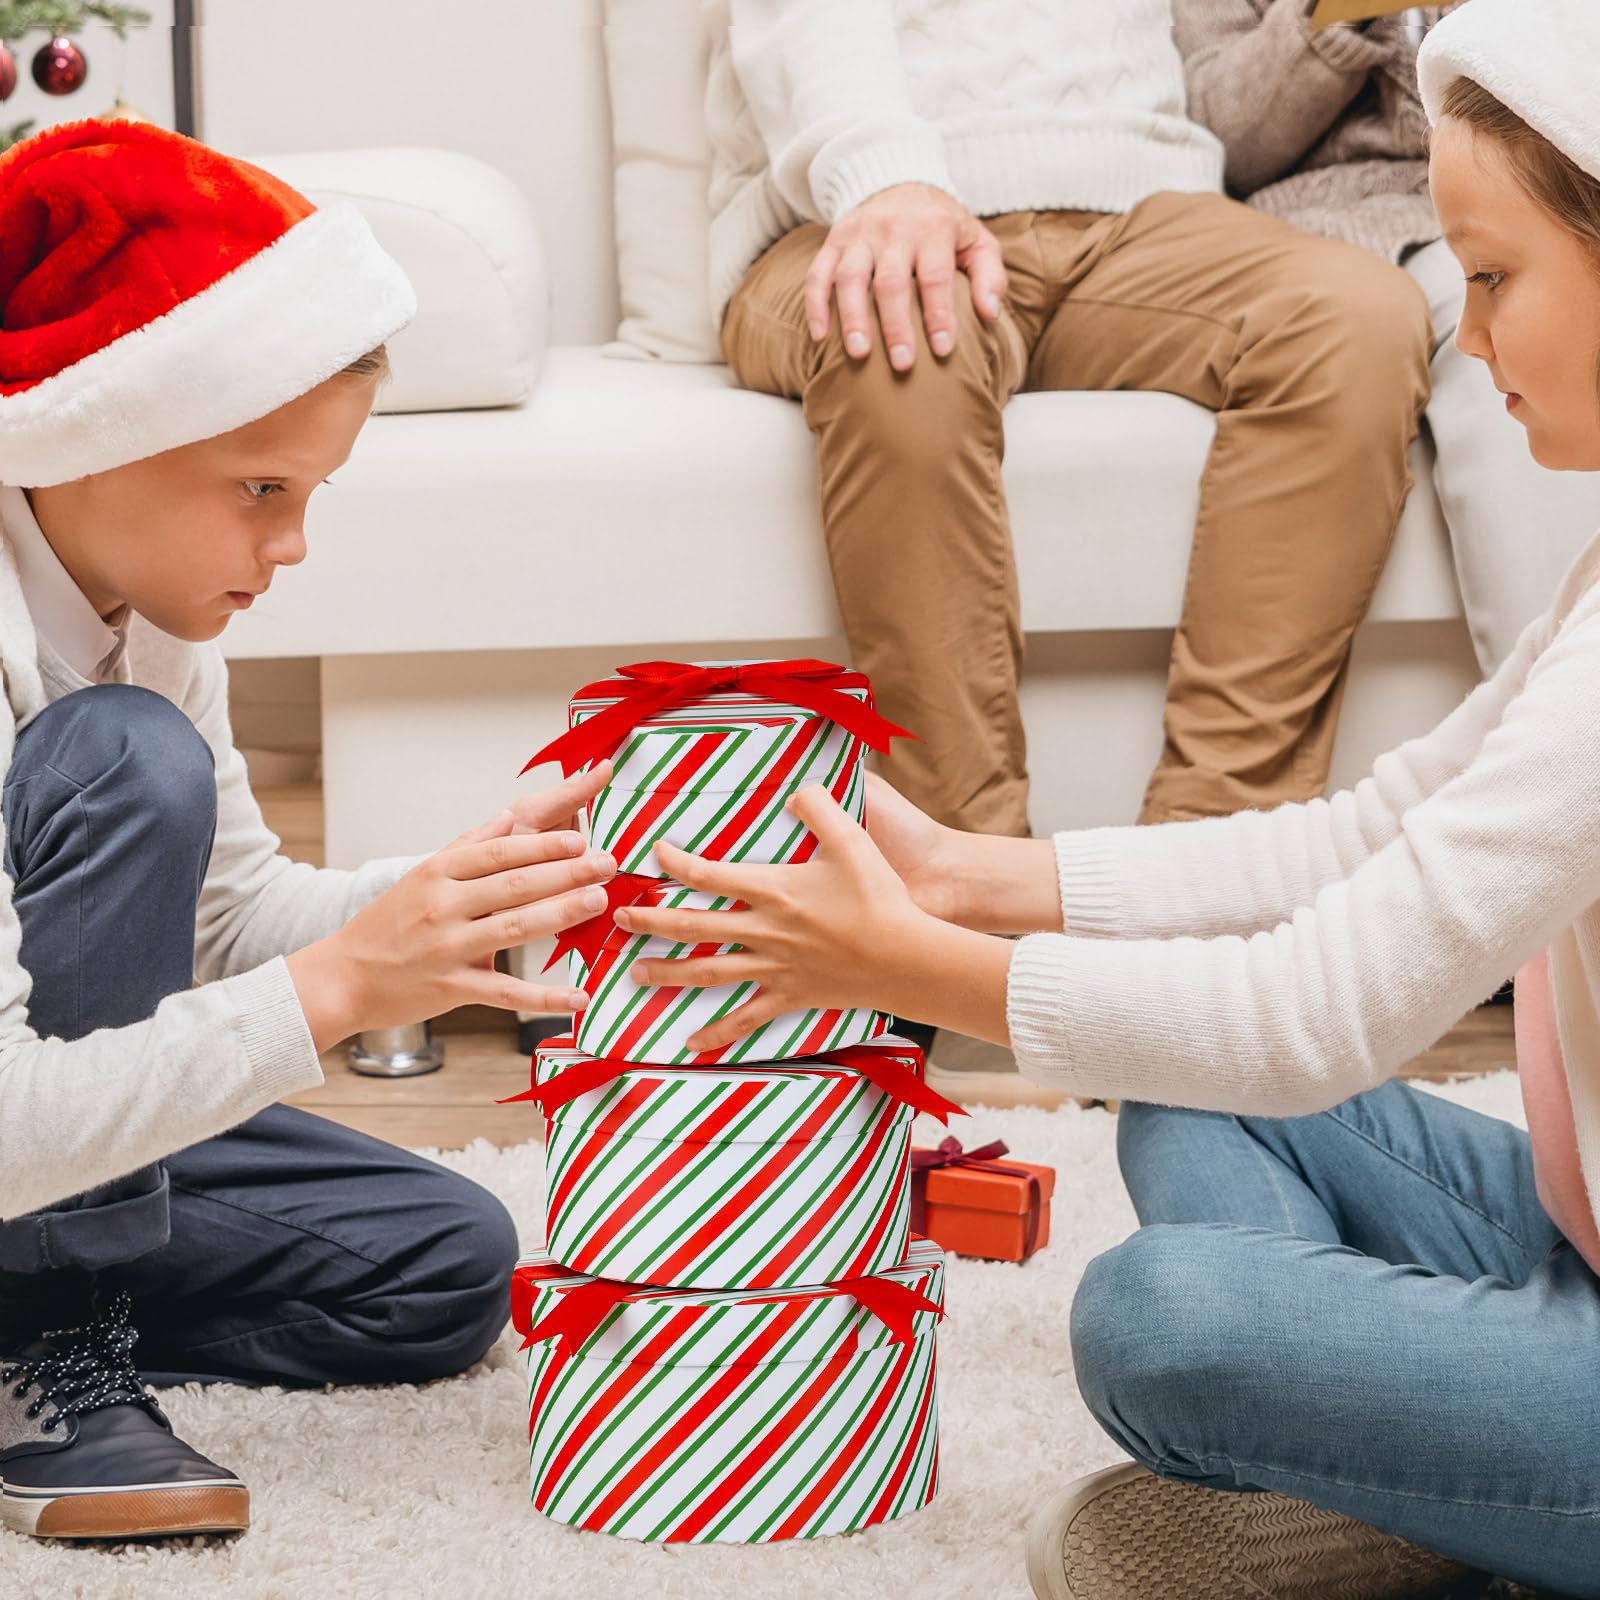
227, 347, 1463, 663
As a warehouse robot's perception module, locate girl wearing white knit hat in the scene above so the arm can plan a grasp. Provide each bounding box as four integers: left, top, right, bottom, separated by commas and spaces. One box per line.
627, 1, 1600, 1593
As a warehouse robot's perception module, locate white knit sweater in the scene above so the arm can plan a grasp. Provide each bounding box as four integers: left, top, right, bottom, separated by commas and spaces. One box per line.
1007, 524, 1600, 1237
705, 0, 1227, 318
0, 486, 414, 1221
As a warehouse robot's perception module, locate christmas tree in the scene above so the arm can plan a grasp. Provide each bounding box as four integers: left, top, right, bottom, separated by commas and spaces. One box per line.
1, 2, 150, 153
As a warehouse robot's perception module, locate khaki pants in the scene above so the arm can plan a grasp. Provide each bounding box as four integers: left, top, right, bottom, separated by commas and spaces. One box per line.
721, 192, 1433, 834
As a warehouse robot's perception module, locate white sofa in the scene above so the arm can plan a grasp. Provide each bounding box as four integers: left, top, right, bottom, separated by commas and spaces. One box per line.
198, 0, 1480, 874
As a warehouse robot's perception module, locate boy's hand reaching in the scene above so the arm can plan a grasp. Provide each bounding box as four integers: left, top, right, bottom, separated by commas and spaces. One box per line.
287, 761, 618, 1052
617, 784, 1012, 1054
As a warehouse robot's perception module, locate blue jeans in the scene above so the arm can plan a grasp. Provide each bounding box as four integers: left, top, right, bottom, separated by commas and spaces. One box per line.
0, 685, 518, 1386
1070, 1081, 1600, 1597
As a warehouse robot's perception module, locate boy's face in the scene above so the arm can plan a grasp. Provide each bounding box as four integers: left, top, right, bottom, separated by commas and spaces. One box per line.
28, 372, 379, 642
1430, 118, 1600, 472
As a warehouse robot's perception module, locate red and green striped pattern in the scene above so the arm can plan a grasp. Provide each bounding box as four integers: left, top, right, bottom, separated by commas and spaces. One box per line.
540, 1041, 922, 1288
515, 1239, 943, 1543
582, 706, 865, 878
570, 883, 887, 1065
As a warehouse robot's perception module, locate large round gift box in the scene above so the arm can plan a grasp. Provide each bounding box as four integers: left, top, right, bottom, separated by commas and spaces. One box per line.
538, 1036, 927, 1289
511, 1236, 945, 1543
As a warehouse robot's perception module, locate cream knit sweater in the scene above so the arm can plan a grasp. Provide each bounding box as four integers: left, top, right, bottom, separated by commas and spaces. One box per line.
1007, 524, 1600, 1241
705, 0, 1227, 318
0, 486, 414, 1221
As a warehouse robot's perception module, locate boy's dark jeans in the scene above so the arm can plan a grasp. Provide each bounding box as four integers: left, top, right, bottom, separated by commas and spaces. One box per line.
0, 685, 517, 1386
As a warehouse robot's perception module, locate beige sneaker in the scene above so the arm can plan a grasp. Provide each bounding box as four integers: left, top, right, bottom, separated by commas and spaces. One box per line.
1024, 1461, 1481, 1600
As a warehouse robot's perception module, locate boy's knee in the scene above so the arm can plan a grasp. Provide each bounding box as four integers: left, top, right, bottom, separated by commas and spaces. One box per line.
36, 684, 212, 796
382, 1177, 521, 1381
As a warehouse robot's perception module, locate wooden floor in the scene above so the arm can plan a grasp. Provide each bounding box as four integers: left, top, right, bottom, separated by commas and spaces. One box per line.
256, 782, 1517, 1151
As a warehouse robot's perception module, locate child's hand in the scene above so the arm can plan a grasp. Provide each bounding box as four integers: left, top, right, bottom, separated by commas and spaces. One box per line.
617, 784, 932, 1053
507, 758, 611, 838
862, 772, 967, 923
287, 762, 617, 1051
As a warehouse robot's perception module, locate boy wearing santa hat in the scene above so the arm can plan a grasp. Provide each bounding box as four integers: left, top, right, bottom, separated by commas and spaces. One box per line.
0, 121, 618, 1541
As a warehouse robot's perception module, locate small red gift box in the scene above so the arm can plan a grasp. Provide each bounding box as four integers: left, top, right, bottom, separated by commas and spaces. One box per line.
910, 1137, 1055, 1262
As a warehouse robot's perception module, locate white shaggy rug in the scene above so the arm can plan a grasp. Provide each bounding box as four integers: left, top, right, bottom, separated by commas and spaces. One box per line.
3, 1073, 1528, 1600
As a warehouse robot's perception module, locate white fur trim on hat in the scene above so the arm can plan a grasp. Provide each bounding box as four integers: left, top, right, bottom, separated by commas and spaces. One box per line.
0, 203, 416, 488
1418, 0, 1600, 185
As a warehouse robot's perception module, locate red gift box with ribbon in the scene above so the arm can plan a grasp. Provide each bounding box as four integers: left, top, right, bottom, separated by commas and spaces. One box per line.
910, 1137, 1055, 1262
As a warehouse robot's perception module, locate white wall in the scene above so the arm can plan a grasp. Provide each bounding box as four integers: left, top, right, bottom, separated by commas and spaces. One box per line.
195, 0, 618, 346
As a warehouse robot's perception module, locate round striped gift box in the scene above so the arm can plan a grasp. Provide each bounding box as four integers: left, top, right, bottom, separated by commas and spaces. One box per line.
512, 1237, 944, 1543
570, 882, 887, 1065
540, 1038, 922, 1289
577, 684, 868, 877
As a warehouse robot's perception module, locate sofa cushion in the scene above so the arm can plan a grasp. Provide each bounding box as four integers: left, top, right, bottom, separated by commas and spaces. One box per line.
225, 348, 1461, 660
248, 147, 548, 413
601, 0, 721, 362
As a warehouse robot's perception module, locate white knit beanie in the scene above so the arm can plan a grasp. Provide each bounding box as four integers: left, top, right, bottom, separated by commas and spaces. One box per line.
1418, 0, 1600, 183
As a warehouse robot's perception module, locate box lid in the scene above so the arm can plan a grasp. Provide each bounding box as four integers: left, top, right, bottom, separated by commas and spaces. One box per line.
916, 1152, 1056, 1216
513, 1236, 945, 1370
537, 1035, 924, 1147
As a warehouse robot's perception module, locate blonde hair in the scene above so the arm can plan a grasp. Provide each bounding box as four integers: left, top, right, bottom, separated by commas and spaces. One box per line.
1438, 77, 1600, 265
340, 344, 391, 382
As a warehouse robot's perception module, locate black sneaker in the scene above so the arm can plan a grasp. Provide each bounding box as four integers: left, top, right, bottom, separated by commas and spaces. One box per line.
0, 1289, 249, 1540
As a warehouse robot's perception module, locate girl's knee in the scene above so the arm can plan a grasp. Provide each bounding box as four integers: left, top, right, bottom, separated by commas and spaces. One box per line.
1071, 1224, 1265, 1427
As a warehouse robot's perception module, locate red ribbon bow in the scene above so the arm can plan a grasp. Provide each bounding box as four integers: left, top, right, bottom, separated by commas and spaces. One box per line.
539, 871, 664, 975
521, 659, 917, 777
515, 1270, 942, 1360
500, 1039, 965, 1124
910, 1136, 1044, 1256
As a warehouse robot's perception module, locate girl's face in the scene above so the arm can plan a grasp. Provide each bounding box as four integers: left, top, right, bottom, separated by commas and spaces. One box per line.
25, 372, 378, 641
1430, 118, 1600, 472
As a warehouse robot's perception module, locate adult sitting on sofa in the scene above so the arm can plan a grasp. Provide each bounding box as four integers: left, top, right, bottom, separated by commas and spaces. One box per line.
1172, 0, 1600, 681
707, 0, 1436, 844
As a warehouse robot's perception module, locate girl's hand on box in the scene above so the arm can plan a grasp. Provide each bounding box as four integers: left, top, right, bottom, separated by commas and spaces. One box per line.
861, 773, 966, 923
618, 784, 1013, 1052
862, 772, 1063, 936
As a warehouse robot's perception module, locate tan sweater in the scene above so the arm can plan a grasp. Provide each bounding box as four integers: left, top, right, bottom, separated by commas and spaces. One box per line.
1172, 0, 1450, 262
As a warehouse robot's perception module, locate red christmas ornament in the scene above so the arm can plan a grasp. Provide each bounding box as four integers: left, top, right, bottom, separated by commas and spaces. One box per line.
0, 44, 17, 103
32, 36, 88, 96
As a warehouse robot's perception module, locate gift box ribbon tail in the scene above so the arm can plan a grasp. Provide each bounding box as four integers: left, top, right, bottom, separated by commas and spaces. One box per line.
815, 1044, 966, 1126
540, 870, 662, 974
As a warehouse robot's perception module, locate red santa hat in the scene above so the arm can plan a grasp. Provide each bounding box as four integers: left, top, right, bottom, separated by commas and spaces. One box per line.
0, 118, 416, 488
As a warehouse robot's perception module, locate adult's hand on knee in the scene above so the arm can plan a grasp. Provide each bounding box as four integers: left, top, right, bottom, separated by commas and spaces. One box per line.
287, 771, 616, 1051
805, 183, 1007, 372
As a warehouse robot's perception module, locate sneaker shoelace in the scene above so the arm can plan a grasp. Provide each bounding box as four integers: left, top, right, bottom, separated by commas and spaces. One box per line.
0, 1289, 160, 1434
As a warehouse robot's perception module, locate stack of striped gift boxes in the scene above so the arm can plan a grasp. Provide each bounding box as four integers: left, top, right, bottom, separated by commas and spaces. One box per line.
506, 660, 963, 1543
